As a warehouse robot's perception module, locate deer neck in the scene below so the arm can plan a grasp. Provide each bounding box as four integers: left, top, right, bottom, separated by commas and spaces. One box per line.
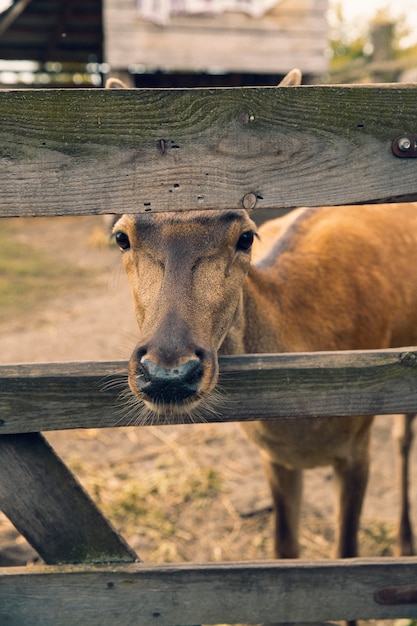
220, 266, 282, 356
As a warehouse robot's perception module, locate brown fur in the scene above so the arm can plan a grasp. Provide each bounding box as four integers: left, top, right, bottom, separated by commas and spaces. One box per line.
114, 202, 417, 559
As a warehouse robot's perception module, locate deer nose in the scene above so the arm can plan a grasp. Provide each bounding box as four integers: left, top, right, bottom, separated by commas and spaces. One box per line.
135, 357, 203, 402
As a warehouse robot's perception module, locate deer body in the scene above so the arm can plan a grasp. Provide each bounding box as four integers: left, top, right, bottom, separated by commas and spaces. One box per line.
114, 202, 417, 559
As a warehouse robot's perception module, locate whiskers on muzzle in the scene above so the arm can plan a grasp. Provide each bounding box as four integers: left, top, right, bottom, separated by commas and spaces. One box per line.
102, 376, 226, 427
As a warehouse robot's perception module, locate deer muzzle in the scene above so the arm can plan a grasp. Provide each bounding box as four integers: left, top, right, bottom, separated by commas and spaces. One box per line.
133, 356, 204, 404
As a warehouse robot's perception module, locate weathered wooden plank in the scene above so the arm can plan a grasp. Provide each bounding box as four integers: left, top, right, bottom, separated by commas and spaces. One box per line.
1, 558, 417, 625
1, 85, 417, 217
156, 11, 327, 34
107, 28, 327, 74
106, 0, 327, 35
105, 23, 327, 75
0, 433, 137, 564
104, 0, 328, 73
1, 349, 417, 433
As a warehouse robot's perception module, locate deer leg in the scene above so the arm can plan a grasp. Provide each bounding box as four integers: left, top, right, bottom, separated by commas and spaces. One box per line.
393, 413, 415, 556
262, 458, 302, 559
333, 439, 371, 559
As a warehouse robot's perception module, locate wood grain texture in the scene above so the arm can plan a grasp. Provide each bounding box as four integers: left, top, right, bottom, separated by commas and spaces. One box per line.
0, 433, 137, 564
1, 349, 417, 433
1, 86, 417, 217
1, 558, 417, 625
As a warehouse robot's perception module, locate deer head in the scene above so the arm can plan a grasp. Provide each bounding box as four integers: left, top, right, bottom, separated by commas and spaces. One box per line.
113, 210, 257, 420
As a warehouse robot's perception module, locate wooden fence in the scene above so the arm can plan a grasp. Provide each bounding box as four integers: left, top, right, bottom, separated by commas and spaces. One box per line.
1, 84, 417, 625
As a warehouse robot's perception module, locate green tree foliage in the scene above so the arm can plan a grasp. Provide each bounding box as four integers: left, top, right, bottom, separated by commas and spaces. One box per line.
328, 1, 416, 82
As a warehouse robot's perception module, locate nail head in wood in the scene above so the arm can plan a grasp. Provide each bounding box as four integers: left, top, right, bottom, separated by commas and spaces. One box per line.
242, 193, 257, 210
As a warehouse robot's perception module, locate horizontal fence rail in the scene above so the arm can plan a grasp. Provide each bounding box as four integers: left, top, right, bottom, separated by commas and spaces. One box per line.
1, 85, 417, 217
1, 349, 417, 433
1, 558, 417, 625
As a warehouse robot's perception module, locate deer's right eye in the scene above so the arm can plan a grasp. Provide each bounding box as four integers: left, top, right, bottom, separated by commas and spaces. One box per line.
115, 231, 131, 251
236, 230, 255, 252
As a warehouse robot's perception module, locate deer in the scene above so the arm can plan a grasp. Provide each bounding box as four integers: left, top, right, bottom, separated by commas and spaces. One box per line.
112, 201, 417, 560
108, 72, 416, 561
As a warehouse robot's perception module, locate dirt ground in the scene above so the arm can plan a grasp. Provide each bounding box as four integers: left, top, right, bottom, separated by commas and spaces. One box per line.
1, 216, 416, 582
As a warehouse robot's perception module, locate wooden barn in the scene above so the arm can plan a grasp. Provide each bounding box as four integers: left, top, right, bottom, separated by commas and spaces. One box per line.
0, 0, 328, 86
0, 0, 103, 86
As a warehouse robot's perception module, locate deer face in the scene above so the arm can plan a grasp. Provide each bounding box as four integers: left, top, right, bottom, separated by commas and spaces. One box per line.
113, 209, 256, 419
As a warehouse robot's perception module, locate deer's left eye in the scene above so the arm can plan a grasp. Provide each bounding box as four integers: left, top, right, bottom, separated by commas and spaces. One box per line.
114, 231, 131, 251
236, 231, 254, 252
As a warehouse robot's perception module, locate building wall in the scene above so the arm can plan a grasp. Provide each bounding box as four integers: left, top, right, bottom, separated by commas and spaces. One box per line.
104, 0, 328, 76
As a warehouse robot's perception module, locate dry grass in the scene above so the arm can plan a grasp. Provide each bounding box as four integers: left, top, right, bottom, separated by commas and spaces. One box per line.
59, 424, 270, 564
44, 424, 398, 565
0, 218, 92, 326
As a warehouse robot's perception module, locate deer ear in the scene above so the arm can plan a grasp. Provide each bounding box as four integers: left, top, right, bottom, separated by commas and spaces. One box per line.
277, 69, 302, 87
105, 78, 129, 89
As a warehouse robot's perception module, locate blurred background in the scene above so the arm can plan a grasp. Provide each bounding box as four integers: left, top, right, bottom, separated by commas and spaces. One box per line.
0, 0, 415, 89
